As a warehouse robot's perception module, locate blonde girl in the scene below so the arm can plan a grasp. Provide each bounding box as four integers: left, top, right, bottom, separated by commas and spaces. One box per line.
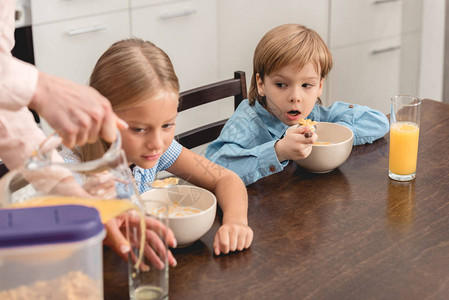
64, 38, 253, 256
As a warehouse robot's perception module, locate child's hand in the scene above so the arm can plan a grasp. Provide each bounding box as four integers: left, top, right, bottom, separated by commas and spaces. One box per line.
213, 222, 253, 255
103, 213, 178, 268
275, 126, 318, 162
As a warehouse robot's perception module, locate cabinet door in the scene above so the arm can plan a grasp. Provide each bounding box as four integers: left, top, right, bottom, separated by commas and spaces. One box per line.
330, 0, 402, 48
31, 0, 128, 25
327, 36, 401, 114
131, 0, 218, 91
32, 11, 130, 85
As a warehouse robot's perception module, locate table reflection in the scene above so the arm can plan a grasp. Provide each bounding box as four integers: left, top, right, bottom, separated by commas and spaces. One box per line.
386, 175, 415, 230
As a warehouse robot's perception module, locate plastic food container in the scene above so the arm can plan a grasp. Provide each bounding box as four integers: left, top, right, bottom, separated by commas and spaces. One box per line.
0, 205, 105, 299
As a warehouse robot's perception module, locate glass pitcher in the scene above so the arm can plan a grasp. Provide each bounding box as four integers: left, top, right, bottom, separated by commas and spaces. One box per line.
0, 131, 140, 212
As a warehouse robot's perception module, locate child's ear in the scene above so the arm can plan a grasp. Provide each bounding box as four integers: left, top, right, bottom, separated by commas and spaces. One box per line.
256, 73, 265, 97
317, 78, 324, 98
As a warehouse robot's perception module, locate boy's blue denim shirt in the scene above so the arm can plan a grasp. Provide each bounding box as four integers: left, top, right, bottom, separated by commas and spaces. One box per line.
205, 99, 389, 186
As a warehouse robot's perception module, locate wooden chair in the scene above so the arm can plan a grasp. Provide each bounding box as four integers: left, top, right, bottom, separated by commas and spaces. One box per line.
175, 71, 247, 149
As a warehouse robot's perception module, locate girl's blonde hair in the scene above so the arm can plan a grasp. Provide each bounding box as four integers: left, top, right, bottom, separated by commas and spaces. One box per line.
78, 38, 179, 162
248, 24, 333, 106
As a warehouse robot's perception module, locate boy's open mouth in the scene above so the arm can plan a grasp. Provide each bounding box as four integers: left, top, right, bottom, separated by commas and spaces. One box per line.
288, 110, 300, 116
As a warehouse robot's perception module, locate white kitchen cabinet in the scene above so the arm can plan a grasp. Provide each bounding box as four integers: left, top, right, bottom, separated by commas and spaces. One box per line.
329, 0, 402, 48
32, 11, 130, 85
327, 0, 421, 114
131, 0, 218, 92
328, 36, 401, 114
31, 0, 127, 25
31, 2, 130, 85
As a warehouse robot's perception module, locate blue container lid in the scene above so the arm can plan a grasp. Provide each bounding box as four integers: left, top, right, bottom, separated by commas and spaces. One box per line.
0, 205, 104, 248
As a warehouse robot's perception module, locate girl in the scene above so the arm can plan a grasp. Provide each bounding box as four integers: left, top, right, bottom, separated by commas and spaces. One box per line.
62, 38, 253, 256
206, 24, 389, 186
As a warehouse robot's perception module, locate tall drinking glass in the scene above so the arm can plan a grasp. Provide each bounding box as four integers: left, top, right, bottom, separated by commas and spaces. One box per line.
389, 95, 421, 181
129, 199, 169, 300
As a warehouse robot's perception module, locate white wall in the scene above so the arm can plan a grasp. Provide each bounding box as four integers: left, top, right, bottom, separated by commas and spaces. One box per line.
419, 0, 446, 101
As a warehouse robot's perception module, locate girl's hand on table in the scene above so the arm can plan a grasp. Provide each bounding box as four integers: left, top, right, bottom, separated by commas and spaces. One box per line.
103, 213, 178, 268
213, 222, 253, 255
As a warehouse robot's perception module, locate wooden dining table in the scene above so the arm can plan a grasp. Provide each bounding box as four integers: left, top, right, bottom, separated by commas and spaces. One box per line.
104, 99, 449, 299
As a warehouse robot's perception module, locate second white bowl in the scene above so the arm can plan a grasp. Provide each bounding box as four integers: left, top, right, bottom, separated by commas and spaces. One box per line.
141, 185, 217, 247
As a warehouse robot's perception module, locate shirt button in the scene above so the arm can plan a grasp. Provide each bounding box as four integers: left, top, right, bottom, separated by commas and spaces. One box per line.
269, 165, 276, 172
349, 104, 354, 108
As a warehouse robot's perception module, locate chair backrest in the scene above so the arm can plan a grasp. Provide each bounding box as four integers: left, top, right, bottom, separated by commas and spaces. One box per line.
175, 71, 247, 149
0, 161, 8, 179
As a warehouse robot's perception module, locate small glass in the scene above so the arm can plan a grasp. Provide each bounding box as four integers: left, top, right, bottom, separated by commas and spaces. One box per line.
129, 200, 169, 300
389, 95, 421, 181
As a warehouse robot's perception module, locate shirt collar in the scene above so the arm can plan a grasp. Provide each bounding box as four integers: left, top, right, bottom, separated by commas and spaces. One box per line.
132, 165, 144, 178
253, 101, 289, 138
132, 165, 153, 194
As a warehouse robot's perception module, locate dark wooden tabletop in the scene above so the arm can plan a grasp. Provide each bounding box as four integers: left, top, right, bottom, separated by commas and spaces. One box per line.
104, 99, 449, 300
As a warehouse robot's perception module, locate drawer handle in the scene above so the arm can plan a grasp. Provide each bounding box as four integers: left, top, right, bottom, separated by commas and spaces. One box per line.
371, 46, 401, 55
372, 0, 401, 4
67, 24, 107, 36
15, 10, 23, 21
160, 9, 197, 20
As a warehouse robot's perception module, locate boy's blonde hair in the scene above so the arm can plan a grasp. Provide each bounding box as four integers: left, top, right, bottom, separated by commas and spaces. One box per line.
78, 38, 179, 162
248, 24, 333, 106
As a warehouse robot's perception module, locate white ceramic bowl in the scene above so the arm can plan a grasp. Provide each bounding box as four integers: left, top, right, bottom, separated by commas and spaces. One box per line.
141, 185, 217, 247
294, 122, 354, 173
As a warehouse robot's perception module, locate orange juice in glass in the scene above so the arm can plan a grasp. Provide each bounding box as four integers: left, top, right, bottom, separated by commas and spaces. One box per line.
389, 95, 421, 181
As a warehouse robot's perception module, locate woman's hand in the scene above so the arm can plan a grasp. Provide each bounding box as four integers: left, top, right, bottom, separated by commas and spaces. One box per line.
275, 126, 318, 162
30, 71, 127, 148
213, 222, 253, 255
